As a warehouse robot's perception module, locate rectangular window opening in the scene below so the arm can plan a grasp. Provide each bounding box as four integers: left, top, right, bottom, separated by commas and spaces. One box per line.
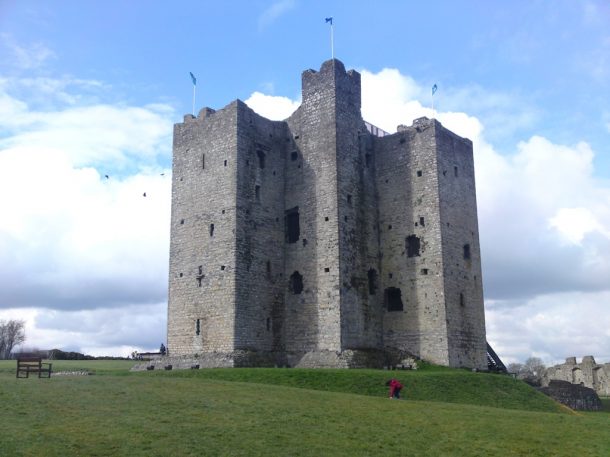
421, 268, 428, 275
454, 166, 458, 177
256, 150, 266, 169
210, 223, 214, 237
255, 185, 260, 201
195, 319, 200, 336
419, 217, 425, 227
285, 207, 300, 243
367, 269, 378, 295
385, 287, 404, 311
406, 235, 421, 257
417, 170, 422, 177
463, 244, 471, 260
202, 153, 205, 169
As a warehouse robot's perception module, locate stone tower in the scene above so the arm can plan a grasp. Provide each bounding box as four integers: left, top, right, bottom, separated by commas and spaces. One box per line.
167, 59, 487, 369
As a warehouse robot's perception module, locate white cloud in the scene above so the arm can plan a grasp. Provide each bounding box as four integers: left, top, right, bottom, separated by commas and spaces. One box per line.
258, 0, 296, 30
549, 208, 610, 245
244, 91, 300, 120
0, 59, 174, 354
0, 33, 56, 70
487, 291, 610, 365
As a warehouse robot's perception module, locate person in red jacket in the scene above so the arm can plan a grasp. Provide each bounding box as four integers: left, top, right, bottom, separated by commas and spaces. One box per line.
386, 378, 403, 399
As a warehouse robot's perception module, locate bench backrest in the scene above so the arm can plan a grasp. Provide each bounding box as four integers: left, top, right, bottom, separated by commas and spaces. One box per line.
18, 358, 43, 365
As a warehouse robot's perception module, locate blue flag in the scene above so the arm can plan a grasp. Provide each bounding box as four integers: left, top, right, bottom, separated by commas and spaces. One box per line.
432, 84, 438, 95
325, 17, 333, 25
190, 72, 197, 86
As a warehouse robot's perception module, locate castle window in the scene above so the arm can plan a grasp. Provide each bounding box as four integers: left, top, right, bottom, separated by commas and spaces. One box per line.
421, 268, 428, 275
388, 225, 392, 230
406, 235, 421, 257
256, 150, 266, 169
266, 317, 271, 332
385, 287, 403, 311
463, 244, 471, 260
419, 217, 425, 227
224, 160, 227, 166
325, 217, 329, 222
221, 265, 225, 270
285, 207, 300, 243
417, 170, 422, 177
266, 260, 271, 277
202, 154, 205, 169
367, 269, 378, 295
210, 224, 215, 237
460, 292, 465, 306
302, 238, 307, 246
180, 219, 185, 225
290, 271, 303, 294
365, 153, 371, 167
454, 166, 458, 177
198, 265, 203, 275
388, 273, 393, 279
347, 194, 352, 205
291, 151, 298, 161
255, 185, 260, 201
196, 319, 200, 336
324, 267, 330, 273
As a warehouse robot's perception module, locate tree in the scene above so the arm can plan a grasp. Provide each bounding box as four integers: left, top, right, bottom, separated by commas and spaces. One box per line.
0, 320, 26, 359
509, 357, 546, 386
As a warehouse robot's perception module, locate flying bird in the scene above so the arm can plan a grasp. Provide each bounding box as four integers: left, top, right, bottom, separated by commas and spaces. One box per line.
143, 192, 147, 197
160, 173, 165, 176
104, 174, 109, 179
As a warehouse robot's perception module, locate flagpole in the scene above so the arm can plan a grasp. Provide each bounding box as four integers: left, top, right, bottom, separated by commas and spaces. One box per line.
331, 23, 334, 59
192, 84, 196, 116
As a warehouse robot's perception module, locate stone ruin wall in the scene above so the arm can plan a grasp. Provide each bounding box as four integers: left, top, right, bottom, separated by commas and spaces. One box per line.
543, 356, 610, 396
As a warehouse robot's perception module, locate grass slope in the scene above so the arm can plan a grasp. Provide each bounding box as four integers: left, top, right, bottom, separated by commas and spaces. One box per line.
151, 366, 564, 413
1, 361, 608, 456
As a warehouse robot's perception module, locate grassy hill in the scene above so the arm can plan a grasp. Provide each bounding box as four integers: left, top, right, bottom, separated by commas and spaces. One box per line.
1, 360, 608, 456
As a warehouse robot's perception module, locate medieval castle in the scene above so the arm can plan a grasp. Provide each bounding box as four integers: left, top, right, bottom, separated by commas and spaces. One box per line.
166, 59, 488, 369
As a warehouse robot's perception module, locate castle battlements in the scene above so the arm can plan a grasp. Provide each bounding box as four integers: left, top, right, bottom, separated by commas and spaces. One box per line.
167, 59, 488, 369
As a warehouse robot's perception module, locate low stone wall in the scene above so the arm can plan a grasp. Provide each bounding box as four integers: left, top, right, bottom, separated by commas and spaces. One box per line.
130, 349, 419, 371
539, 380, 602, 411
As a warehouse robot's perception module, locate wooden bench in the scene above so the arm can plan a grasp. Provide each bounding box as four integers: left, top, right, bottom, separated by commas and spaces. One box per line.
16, 357, 52, 378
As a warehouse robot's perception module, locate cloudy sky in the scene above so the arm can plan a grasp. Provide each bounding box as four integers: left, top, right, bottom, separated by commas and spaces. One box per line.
0, 1, 608, 365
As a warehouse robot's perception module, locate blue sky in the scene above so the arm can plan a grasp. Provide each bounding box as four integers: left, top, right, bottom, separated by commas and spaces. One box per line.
0, 0, 609, 365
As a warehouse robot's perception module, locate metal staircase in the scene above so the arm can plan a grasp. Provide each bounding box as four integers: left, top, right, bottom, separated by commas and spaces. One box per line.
486, 342, 507, 372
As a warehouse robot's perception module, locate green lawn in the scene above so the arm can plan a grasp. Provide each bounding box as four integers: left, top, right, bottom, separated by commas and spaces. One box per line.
1, 360, 608, 456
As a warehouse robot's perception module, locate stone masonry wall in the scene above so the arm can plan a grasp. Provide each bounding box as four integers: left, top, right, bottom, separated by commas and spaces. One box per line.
168, 105, 239, 355
543, 356, 610, 396
435, 122, 488, 369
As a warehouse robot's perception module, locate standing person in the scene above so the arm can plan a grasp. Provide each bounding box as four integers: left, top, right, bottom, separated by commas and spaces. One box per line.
386, 378, 403, 399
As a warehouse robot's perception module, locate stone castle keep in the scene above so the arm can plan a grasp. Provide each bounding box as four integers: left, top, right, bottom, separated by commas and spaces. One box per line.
167, 59, 488, 369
